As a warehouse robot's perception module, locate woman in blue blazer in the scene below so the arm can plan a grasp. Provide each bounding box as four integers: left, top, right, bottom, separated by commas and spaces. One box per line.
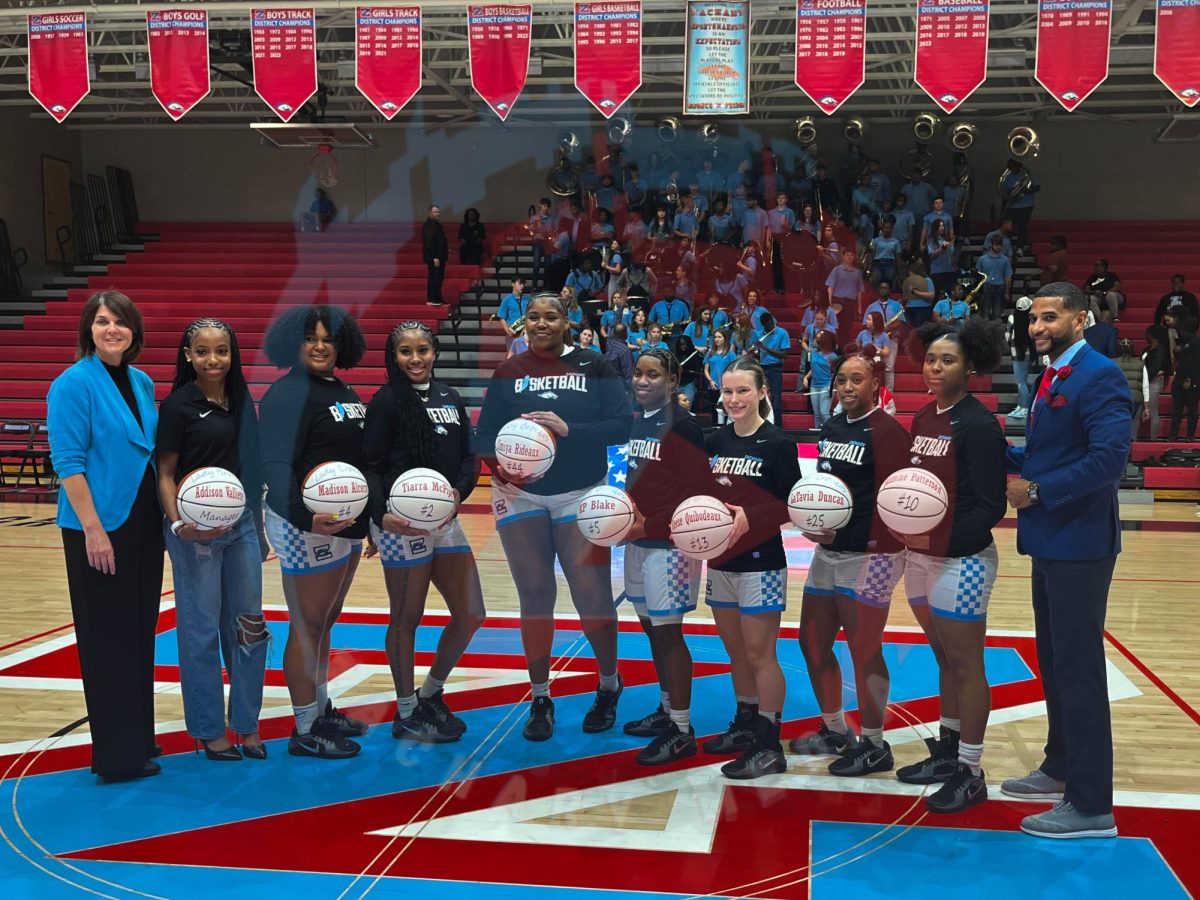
48, 290, 165, 783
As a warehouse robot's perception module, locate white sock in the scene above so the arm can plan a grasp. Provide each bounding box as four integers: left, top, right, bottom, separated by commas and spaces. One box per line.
316, 683, 329, 711
940, 716, 961, 734
669, 707, 691, 732
531, 681, 552, 699
598, 670, 621, 693
861, 726, 885, 748
735, 695, 759, 707
419, 674, 446, 700
397, 693, 418, 719
958, 740, 984, 775
822, 710, 848, 735
660, 689, 672, 713
293, 701, 320, 735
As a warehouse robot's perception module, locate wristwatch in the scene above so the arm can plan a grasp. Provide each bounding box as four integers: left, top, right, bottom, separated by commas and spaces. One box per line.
170, 519, 186, 536
1027, 482, 1040, 504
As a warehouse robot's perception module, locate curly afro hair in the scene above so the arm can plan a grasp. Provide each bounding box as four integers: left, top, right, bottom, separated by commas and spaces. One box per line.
907, 318, 1005, 375
262, 304, 366, 370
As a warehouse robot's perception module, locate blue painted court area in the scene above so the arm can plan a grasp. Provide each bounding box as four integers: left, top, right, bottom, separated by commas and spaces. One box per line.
811, 821, 1188, 897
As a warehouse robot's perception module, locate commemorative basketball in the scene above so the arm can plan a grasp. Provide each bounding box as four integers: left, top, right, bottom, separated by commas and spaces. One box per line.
388, 467, 456, 531
175, 467, 246, 529
788, 473, 853, 531
876, 468, 949, 534
494, 418, 557, 480
575, 485, 635, 546
670, 495, 735, 561
301, 461, 369, 520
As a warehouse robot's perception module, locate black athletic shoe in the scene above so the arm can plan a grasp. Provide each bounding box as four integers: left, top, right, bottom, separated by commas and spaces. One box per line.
721, 747, 787, 780
392, 705, 461, 744
582, 676, 623, 733
523, 696, 555, 741
702, 706, 756, 755
623, 705, 671, 737
926, 762, 988, 813
288, 722, 361, 759
636, 724, 697, 766
896, 734, 959, 785
317, 700, 370, 737
421, 690, 467, 735
788, 723, 855, 755
828, 737, 894, 777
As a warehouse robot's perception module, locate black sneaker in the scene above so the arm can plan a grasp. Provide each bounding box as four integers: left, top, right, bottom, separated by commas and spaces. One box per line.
582, 676, 623, 733
828, 737, 894, 777
392, 705, 461, 743
636, 724, 697, 766
896, 734, 959, 785
523, 696, 555, 741
317, 700, 369, 737
288, 722, 361, 759
788, 723, 855, 755
421, 690, 467, 735
926, 762, 988, 813
623, 705, 671, 737
702, 706, 756, 755
721, 747, 787, 780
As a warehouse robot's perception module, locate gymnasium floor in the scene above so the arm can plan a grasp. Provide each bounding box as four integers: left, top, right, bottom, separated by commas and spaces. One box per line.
1, 495, 1198, 898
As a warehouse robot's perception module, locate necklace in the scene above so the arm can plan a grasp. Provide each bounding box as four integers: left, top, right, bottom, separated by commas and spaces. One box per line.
204, 394, 229, 410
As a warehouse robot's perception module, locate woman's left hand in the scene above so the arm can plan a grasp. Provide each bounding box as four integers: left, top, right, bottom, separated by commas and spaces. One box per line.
623, 503, 647, 544
726, 503, 749, 548
363, 536, 379, 559
523, 411, 569, 438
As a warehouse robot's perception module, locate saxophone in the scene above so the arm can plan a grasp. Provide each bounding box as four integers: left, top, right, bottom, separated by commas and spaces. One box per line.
965, 271, 988, 313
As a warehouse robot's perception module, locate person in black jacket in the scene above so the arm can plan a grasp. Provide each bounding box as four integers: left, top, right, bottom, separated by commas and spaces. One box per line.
1154, 274, 1200, 327
259, 305, 370, 759
362, 321, 484, 743
422, 204, 448, 307
458, 207, 487, 266
1170, 317, 1200, 441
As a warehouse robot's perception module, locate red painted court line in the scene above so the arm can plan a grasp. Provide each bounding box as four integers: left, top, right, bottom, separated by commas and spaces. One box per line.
1105, 629, 1200, 728
0, 622, 72, 653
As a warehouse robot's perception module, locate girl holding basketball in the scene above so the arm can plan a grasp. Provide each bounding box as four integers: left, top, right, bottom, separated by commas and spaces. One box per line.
362, 321, 484, 744
475, 294, 632, 742
892, 319, 1007, 812
703, 356, 801, 779
620, 348, 716, 765
791, 353, 910, 775
158, 319, 269, 761
259, 305, 370, 759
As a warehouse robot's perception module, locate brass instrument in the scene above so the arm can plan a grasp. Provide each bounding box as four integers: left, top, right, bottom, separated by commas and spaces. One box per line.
664, 178, 680, 206
1007, 126, 1040, 159
997, 128, 1039, 204
965, 270, 988, 313
795, 116, 817, 147
605, 116, 632, 146
547, 130, 581, 198
844, 118, 867, 145
510, 316, 527, 334
949, 123, 977, 151
914, 113, 940, 142
656, 117, 680, 144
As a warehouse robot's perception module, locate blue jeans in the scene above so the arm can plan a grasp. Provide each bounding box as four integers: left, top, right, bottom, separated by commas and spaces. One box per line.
873, 260, 898, 288
764, 366, 784, 425
1012, 358, 1031, 410
530, 239, 545, 288
165, 514, 268, 739
812, 385, 832, 427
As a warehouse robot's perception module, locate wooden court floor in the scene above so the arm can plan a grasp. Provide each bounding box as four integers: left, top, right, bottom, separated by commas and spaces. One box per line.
2, 495, 1200, 897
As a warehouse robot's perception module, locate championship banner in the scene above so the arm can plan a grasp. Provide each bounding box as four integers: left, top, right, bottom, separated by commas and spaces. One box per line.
1155, 0, 1200, 107
27, 13, 89, 123
355, 6, 422, 119
1035, 0, 1110, 111
914, 0, 989, 113
147, 9, 210, 121
574, 2, 642, 117
250, 7, 317, 122
794, 0, 867, 115
684, 0, 751, 115
467, 5, 532, 121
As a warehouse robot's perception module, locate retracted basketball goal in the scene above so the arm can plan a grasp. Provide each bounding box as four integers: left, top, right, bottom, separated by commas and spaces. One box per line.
250, 122, 377, 189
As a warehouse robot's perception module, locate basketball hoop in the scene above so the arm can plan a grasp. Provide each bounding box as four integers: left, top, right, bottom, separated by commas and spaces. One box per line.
310, 143, 338, 188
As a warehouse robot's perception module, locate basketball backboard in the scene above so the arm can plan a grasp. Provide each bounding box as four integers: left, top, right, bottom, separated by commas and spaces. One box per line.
250, 123, 377, 149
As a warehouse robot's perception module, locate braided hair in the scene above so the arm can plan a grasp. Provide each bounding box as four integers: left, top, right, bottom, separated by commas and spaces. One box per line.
172, 318, 249, 424
383, 320, 440, 469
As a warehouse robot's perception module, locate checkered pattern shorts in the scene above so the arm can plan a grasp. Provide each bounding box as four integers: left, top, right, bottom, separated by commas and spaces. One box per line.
804, 547, 906, 608
624, 543, 702, 625
369, 518, 471, 568
705, 567, 788, 615
265, 508, 361, 575
904, 543, 999, 621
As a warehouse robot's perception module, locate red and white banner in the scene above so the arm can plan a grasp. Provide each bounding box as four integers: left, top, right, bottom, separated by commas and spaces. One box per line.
574, 2, 642, 116
1035, 0, 1110, 111
147, 9, 210, 121
794, 0, 867, 115
355, 6, 422, 119
467, 5, 532, 120
251, 7, 317, 122
27, 13, 89, 123
914, 0, 989, 113
1155, 0, 1200, 107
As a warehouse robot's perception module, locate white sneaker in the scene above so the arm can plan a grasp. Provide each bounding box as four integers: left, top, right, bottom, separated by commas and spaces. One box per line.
1008, 407, 1028, 419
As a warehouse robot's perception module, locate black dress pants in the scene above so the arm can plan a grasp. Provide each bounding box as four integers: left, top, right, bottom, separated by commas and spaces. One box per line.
427, 260, 446, 303
62, 470, 164, 777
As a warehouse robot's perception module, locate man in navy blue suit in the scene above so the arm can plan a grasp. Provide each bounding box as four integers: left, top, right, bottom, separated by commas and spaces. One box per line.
1002, 282, 1131, 839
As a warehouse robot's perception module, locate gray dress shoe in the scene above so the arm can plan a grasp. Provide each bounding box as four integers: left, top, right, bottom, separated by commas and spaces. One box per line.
1000, 769, 1066, 800
1021, 801, 1117, 839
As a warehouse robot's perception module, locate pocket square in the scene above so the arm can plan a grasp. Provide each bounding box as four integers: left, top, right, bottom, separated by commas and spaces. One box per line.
1049, 395, 1068, 408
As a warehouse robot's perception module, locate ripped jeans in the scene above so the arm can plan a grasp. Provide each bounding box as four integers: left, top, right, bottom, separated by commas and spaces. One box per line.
165, 514, 268, 740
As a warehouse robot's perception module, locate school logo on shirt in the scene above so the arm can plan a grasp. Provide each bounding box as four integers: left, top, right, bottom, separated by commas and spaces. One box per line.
628, 437, 662, 463
818, 439, 866, 467
910, 434, 951, 459
514, 374, 588, 395
711, 454, 764, 478
427, 405, 461, 426
328, 401, 367, 424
